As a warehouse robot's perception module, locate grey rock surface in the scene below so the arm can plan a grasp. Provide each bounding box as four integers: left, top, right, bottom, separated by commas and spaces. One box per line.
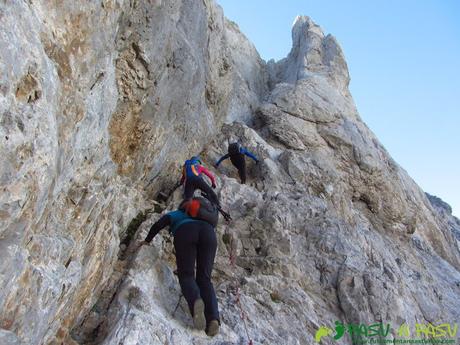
0, 1, 459, 345
0, 1, 265, 343
426, 193, 460, 241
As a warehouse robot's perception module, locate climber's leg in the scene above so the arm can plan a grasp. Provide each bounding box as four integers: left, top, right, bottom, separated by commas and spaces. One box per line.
174, 223, 201, 315
196, 222, 219, 324
230, 154, 246, 184
183, 178, 196, 200
194, 177, 220, 206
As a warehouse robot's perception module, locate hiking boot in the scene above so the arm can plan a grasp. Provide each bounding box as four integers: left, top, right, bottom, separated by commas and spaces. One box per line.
192, 299, 206, 330
206, 319, 220, 337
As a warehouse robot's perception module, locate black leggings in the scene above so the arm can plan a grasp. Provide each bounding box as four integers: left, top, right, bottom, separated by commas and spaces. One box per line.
230, 154, 247, 184
174, 221, 219, 323
184, 176, 219, 205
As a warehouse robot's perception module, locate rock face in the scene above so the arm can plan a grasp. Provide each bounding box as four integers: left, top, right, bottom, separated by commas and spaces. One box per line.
0, 2, 459, 345
0, 1, 264, 344
426, 193, 460, 241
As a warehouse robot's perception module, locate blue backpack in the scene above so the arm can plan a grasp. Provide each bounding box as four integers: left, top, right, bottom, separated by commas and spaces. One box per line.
184, 156, 202, 178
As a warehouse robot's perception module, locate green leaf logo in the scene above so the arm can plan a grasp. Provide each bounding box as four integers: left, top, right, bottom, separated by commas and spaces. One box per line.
315, 326, 334, 343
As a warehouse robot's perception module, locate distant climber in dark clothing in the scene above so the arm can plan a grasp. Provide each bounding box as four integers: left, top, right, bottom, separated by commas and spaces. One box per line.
180, 156, 219, 205
140, 202, 220, 337
215, 143, 259, 184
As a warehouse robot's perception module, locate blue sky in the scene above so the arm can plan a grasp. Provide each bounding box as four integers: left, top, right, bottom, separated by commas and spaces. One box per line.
217, 0, 460, 217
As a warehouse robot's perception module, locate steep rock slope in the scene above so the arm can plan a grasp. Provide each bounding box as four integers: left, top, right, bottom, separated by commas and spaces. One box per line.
0, 2, 459, 345
0, 1, 265, 344
80, 16, 459, 345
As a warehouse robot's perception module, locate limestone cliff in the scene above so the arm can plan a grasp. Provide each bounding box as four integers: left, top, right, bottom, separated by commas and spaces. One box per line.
0, 1, 459, 345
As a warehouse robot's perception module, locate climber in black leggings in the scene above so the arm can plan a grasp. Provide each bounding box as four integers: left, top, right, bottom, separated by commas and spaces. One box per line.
215, 142, 259, 184
139, 206, 220, 337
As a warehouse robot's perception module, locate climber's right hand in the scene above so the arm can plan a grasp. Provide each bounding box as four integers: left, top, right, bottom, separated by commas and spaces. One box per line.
212, 183, 217, 189
224, 213, 232, 222
137, 240, 148, 249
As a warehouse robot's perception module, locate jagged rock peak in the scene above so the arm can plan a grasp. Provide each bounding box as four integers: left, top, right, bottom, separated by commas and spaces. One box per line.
269, 15, 350, 90
426, 193, 453, 215
291, 15, 324, 42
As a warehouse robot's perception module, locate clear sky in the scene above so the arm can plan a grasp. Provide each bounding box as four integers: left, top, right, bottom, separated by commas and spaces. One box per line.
217, 0, 460, 217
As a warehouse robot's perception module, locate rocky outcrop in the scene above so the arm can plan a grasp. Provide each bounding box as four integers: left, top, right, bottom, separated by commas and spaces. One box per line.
426, 193, 460, 241
0, 1, 265, 344
1, 1, 459, 345
1, 3, 140, 345
73, 13, 460, 345
108, 0, 266, 182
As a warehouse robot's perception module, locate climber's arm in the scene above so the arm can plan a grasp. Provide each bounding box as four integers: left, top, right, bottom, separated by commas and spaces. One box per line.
199, 166, 217, 187
215, 154, 230, 167
145, 214, 171, 243
241, 148, 259, 163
